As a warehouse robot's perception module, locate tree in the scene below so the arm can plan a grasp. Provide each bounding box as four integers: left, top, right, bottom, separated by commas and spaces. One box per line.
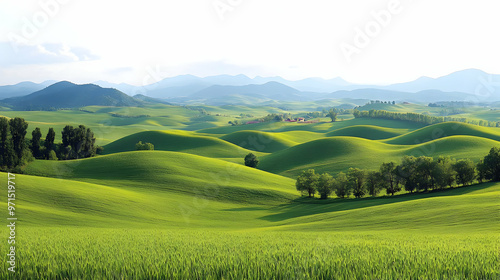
453, 159, 476, 186
476, 159, 487, 183
30, 127, 42, 159
317, 173, 334, 199
0, 118, 14, 168
398, 156, 418, 193
415, 156, 434, 191
436, 156, 456, 188
244, 153, 259, 168
9, 117, 28, 165
380, 162, 401, 195
328, 109, 338, 122
82, 127, 96, 158
296, 169, 319, 197
135, 141, 154, 151
334, 172, 351, 198
44, 128, 56, 159
347, 168, 366, 198
61, 125, 74, 148
482, 147, 500, 181
366, 171, 382, 196
71, 125, 87, 159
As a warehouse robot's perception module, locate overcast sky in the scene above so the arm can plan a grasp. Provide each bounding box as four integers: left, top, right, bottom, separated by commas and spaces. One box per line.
0, 0, 499, 85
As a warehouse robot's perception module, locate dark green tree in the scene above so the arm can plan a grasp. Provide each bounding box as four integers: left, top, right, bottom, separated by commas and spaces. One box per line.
9, 117, 28, 165
482, 147, 500, 181
328, 109, 338, 122
380, 162, 401, 195
435, 156, 456, 188
135, 141, 155, 150
334, 172, 351, 198
347, 168, 366, 198
366, 171, 382, 196
398, 156, 419, 193
0, 118, 14, 168
244, 153, 259, 168
296, 169, 319, 197
317, 173, 334, 199
453, 159, 476, 186
44, 128, 56, 159
30, 127, 42, 159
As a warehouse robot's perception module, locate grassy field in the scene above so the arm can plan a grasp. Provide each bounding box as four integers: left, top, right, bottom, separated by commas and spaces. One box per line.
1, 104, 499, 279
1, 171, 498, 279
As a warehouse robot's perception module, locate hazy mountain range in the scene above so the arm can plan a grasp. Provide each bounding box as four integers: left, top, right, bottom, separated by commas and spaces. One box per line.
1, 69, 499, 110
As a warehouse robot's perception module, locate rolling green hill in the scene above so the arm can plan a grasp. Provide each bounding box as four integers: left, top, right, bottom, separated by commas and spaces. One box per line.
385, 122, 500, 145
102, 130, 265, 158
325, 125, 405, 140
220, 130, 297, 152
259, 135, 499, 177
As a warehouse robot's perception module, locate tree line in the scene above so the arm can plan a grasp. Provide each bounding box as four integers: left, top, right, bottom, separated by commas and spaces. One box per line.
0, 117, 100, 171
353, 109, 500, 127
296, 147, 500, 199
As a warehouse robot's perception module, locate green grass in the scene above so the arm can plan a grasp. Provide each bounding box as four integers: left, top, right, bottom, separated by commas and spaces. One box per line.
1, 171, 499, 279
1, 228, 497, 280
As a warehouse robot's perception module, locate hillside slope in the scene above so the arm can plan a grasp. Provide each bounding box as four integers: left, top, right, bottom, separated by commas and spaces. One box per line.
24, 151, 296, 204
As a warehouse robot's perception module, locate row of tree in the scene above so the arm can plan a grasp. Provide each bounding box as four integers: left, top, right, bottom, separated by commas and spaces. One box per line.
0, 117, 101, 171
353, 109, 500, 127
296, 147, 500, 199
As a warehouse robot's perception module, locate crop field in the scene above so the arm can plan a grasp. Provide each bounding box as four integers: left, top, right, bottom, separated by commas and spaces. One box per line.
1, 104, 499, 279
0, 228, 497, 280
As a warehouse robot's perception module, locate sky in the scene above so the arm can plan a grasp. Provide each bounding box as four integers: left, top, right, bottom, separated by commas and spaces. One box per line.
0, 0, 499, 86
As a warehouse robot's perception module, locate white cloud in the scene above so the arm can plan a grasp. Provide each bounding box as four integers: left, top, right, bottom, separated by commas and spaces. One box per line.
0, 42, 99, 66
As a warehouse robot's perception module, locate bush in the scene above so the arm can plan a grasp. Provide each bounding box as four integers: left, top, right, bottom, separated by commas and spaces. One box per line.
136, 141, 154, 151
244, 153, 259, 168
48, 150, 58, 160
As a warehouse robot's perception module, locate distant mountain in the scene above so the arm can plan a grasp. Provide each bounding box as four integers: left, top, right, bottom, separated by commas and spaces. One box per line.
189, 82, 306, 102
1, 81, 143, 110
0, 80, 57, 99
382, 69, 500, 96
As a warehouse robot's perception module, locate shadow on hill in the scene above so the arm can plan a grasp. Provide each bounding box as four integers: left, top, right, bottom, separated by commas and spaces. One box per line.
257, 182, 497, 222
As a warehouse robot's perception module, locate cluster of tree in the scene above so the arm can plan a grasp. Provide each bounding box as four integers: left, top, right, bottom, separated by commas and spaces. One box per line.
244, 153, 259, 168
296, 148, 500, 199
429, 101, 477, 108
306, 108, 352, 120
367, 100, 396, 105
0, 117, 101, 170
59, 125, 98, 160
353, 109, 500, 127
135, 141, 154, 150
260, 113, 293, 123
